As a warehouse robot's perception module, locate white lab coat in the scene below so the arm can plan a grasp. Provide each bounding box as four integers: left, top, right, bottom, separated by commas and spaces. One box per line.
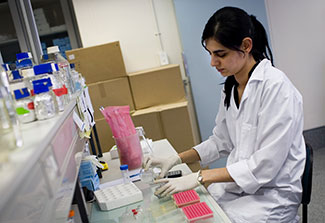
194, 59, 306, 223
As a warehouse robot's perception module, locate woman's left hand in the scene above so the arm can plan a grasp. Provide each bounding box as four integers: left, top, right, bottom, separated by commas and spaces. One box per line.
154, 172, 200, 197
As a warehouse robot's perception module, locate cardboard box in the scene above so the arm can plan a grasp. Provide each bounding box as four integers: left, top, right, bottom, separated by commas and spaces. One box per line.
132, 107, 164, 141
93, 118, 115, 153
159, 101, 195, 154
66, 41, 127, 84
128, 64, 186, 109
88, 77, 135, 120
132, 101, 195, 154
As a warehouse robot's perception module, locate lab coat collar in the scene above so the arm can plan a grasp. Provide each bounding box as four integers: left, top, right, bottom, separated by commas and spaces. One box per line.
236, 59, 270, 112
248, 59, 270, 82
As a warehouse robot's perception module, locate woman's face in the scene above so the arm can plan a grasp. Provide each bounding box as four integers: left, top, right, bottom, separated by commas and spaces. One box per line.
205, 38, 247, 77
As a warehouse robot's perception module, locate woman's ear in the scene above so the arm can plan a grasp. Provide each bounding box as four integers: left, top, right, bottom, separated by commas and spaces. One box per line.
241, 37, 253, 53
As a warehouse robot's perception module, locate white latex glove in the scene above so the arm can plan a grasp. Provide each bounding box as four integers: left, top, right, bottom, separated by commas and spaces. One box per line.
142, 154, 181, 178
154, 172, 200, 197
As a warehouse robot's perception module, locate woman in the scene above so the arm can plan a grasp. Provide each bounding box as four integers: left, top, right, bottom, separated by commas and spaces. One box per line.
143, 7, 305, 222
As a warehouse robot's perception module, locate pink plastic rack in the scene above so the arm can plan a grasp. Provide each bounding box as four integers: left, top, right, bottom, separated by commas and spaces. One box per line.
182, 202, 214, 223
172, 189, 200, 208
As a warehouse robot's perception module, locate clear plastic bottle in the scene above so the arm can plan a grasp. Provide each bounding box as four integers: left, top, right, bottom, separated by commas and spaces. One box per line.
46, 46, 75, 97
120, 164, 130, 184
13, 87, 35, 123
33, 78, 58, 120
33, 63, 68, 111
0, 66, 23, 153
70, 63, 82, 93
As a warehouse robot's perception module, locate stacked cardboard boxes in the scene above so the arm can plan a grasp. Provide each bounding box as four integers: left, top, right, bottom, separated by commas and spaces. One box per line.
129, 66, 200, 171
66, 42, 199, 171
66, 42, 134, 151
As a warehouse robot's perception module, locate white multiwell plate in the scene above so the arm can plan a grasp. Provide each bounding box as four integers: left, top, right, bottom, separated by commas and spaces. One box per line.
94, 182, 143, 211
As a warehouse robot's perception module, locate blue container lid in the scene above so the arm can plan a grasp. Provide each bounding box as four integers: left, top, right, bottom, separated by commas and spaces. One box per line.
33, 78, 52, 94
42, 54, 49, 61
12, 70, 23, 80
14, 88, 30, 100
16, 59, 33, 69
32, 77, 52, 88
120, 164, 129, 170
16, 52, 31, 60
33, 63, 58, 75
33, 82, 50, 94
2, 64, 9, 71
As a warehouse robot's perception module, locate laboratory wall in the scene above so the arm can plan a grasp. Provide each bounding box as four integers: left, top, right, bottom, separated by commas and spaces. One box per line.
71, 0, 184, 75
265, 0, 325, 130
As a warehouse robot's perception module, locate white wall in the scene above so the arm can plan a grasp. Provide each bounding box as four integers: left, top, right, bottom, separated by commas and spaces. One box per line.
266, 0, 325, 130
71, 0, 185, 75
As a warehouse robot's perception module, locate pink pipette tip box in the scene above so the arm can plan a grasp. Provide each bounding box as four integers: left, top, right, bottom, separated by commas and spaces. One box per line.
182, 202, 214, 223
172, 189, 200, 208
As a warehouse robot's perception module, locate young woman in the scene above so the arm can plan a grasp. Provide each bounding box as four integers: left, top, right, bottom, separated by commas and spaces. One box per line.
143, 7, 305, 222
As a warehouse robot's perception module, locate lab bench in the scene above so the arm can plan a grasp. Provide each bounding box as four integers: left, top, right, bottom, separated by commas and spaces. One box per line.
0, 99, 87, 223
90, 139, 232, 223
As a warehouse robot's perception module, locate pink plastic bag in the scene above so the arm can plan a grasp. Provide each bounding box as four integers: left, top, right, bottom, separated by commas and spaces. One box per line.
100, 106, 142, 169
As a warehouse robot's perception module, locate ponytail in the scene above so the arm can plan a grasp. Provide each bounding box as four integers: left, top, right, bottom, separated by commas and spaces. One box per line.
201, 7, 274, 109
249, 15, 273, 65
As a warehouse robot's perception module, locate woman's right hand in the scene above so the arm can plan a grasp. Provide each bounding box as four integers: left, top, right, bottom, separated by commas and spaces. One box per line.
142, 154, 182, 178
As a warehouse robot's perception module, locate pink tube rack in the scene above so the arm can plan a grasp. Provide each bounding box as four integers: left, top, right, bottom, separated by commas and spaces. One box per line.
172, 189, 200, 208
182, 202, 214, 223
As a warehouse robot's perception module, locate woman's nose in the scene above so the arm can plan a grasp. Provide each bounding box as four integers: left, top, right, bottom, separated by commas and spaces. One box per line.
210, 55, 219, 67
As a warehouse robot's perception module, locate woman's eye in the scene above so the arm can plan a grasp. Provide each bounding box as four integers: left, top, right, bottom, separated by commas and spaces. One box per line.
213, 52, 227, 58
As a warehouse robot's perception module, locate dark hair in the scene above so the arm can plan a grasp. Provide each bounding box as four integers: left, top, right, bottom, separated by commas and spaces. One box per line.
201, 7, 273, 109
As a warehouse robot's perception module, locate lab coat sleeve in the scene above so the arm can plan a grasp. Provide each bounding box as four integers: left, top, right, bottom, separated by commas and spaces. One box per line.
227, 78, 298, 194
193, 93, 233, 167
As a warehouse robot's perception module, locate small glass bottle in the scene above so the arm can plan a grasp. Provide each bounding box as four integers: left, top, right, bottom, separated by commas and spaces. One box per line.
33, 63, 68, 111
13, 88, 35, 123
120, 164, 130, 184
33, 79, 58, 120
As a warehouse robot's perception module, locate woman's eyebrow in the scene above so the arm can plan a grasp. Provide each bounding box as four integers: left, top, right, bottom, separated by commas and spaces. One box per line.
212, 49, 225, 54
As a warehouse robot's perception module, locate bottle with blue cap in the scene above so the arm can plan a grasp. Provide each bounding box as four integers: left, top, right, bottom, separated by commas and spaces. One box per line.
13, 87, 35, 123
8, 70, 26, 96
120, 164, 131, 184
33, 63, 68, 111
33, 78, 58, 120
15, 52, 35, 79
44, 46, 75, 97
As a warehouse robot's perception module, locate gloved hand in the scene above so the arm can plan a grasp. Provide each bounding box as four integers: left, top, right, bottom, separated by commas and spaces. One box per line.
154, 172, 200, 197
142, 154, 181, 178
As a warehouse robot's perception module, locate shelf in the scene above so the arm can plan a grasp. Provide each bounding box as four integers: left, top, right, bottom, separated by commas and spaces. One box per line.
0, 38, 18, 46
0, 99, 85, 222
